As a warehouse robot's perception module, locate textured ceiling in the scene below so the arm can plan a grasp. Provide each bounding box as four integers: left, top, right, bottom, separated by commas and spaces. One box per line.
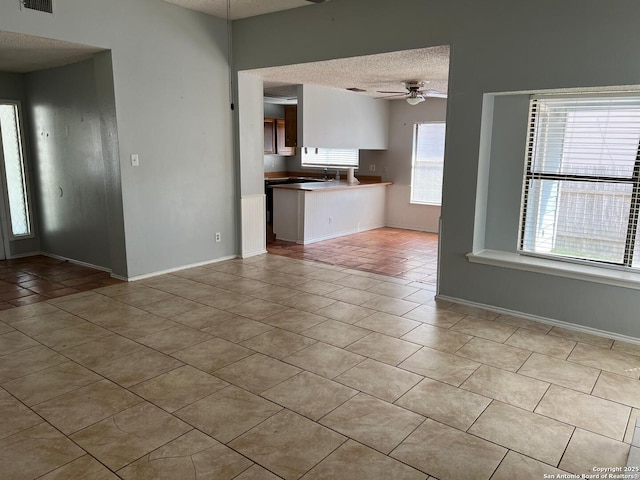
162, 0, 317, 20
0, 31, 104, 73
248, 45, 450, 100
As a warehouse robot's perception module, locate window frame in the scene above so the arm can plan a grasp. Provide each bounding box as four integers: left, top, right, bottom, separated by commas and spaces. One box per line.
410, 121, 446, 206
518, 93, 640, 269
0, 100, 35, 240
300, 147, 359, 168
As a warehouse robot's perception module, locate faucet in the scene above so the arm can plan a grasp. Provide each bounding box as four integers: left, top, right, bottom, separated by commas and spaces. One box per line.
323, 168, 328, 180
335, 169, 340, 180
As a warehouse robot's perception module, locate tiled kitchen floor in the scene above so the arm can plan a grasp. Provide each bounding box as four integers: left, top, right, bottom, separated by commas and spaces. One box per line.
0, 255, 123, 310
268, 227, 439, 284
0, 253, 638, 479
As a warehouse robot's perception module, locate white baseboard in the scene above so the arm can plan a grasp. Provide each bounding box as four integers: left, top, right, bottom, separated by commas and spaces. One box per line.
436, 294, 640, 345
241, 249, 267, 259
4, 251, 40, 260
302, 223, 386, 245
385, 223, 439, 233
126, 254, 239, 282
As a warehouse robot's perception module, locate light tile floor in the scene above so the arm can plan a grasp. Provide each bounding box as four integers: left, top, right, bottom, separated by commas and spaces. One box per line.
0, 253, 638, 479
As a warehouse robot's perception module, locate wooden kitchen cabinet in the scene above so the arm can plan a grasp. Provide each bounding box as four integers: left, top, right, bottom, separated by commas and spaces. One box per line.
264, 118, 276, 154
276, 119, 295, 156
284, 105, 297, 147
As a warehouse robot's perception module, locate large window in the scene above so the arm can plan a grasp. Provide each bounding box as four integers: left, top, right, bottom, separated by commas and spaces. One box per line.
0, 102, 32, 238
411, 122, 446, 205
519, 94, 640, 269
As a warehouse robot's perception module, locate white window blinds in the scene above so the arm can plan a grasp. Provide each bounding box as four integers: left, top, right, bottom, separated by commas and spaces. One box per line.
520, 95, 640, 268
411, 122, 446, 205
300, 147, 359, 167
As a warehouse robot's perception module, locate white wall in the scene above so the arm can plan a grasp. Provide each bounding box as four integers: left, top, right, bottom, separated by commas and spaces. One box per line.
233, 0, 640, 339
0, 0, 235, 278
362, 98, 447, 232
300, 84, 389, 149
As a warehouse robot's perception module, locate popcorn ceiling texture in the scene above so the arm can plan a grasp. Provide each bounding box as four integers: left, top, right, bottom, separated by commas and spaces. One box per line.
163, 0, 315, 20
0, 31, 104, 73
251, 46, 451, 99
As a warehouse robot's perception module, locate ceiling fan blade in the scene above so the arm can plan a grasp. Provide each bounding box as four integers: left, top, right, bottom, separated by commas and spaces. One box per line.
377, 90, 407, 94
376, 94, 406, 99
422, 90, 448, 98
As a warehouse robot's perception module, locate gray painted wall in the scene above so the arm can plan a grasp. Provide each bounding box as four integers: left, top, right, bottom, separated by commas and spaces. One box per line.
26, 59, 111, 269
0, 0, 235, 277
484, 94, 530, 252
233, 0, 640, 338
0, 72, 41, 257
238, 72, 264, 197
93, 51, 127, 276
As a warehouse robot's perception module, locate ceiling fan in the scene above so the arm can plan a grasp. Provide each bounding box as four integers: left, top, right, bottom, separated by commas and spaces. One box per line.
377, 81, 447, 105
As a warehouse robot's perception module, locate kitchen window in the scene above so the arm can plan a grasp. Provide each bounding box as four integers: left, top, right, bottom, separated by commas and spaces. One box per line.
519, 94, 640, 269
411, 122, 446, 205
301, 147, 359, 167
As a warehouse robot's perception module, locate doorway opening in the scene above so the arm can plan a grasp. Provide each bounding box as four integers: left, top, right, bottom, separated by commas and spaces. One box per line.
0, 101, 34, 261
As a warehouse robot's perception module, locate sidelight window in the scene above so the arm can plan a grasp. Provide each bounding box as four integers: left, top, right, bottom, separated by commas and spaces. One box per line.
0, 102, 32, 237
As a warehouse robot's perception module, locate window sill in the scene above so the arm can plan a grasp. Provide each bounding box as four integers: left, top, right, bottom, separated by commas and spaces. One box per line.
466, 249, 640, 290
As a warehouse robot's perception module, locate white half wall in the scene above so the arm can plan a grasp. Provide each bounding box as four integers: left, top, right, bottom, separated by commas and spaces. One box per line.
304, 187, 386, 243
273, 185, 387, 244
240, 194, 267, 257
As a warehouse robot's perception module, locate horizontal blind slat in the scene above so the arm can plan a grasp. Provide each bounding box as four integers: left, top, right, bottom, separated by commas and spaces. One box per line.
301, 148, 359, 167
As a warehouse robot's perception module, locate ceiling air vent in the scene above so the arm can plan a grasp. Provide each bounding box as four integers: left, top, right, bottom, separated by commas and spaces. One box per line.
21, 0, 53, 14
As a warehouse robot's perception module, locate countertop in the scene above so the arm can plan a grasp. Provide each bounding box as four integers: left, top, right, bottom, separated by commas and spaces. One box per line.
271, 180, 392, 192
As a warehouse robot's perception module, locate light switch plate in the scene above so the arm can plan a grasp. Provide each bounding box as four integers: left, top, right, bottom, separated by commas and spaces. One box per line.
131, 154, 139, 166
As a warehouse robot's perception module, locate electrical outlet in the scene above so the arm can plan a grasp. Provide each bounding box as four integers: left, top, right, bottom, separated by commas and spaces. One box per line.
131, 154, 139, 167
369, 164, 376, 172
215, 232, 221, 242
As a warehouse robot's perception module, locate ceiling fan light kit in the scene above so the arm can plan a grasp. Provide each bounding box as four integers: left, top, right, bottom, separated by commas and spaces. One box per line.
376, 80, 446, 105
406, 93, 425, 105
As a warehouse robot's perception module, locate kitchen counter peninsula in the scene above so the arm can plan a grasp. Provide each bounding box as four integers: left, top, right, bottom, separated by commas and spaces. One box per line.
272, 180, 391, 244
